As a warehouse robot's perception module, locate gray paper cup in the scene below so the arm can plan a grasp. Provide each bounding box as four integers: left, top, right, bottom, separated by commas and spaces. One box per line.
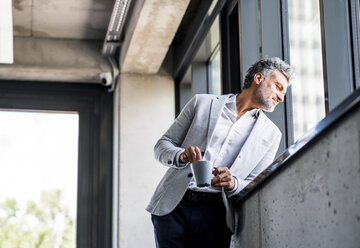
191, 160, 213, 187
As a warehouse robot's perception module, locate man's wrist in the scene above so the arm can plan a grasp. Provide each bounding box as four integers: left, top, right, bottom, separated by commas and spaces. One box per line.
225, 177, 238, 193
175, 150, 187, 167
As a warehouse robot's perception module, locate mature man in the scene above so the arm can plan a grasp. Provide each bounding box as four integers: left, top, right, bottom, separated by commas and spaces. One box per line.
147, 57, 293, 248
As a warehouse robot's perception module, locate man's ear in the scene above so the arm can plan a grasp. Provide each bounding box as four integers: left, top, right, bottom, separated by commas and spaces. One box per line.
253, 72, 264, 86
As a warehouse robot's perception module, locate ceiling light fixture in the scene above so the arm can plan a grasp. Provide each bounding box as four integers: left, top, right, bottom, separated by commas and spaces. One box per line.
102, 0, 132, 56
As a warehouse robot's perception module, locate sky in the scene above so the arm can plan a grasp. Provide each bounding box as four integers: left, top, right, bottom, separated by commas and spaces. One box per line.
0, 110, 79, 220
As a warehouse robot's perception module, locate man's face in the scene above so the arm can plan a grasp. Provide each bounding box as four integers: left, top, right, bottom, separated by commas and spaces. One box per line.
254, 70, 288, 112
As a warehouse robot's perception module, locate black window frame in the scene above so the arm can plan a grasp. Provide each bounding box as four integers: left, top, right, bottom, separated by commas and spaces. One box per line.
220, 0, 241, 94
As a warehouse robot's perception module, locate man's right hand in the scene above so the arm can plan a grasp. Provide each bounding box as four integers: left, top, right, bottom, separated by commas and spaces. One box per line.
179, 146, 202, 163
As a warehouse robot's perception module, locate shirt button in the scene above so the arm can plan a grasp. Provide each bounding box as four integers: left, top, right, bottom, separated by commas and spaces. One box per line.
188, 173, 193, 178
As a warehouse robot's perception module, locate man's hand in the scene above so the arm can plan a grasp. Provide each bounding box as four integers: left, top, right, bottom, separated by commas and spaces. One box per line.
179, 146, 202, 163
211, 167, 235, 190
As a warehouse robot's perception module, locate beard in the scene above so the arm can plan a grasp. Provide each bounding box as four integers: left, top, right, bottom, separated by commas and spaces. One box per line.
254, 83, 275, 112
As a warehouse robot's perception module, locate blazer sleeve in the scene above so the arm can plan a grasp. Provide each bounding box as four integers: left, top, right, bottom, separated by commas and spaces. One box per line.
154, 95, 198, 168
227, 130, 282, 197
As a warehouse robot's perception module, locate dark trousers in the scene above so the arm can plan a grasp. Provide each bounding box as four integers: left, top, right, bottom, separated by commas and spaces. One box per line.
151, 191, 232, 248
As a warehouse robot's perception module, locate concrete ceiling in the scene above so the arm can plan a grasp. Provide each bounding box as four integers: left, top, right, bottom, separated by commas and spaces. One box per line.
13, 0, 113, 40
1, 0, 190, 82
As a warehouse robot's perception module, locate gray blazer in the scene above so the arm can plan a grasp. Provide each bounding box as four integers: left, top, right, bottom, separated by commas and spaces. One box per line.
146, 94, 281, 233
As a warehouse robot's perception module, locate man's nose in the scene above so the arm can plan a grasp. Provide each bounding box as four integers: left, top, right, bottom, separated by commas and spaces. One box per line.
277, 93, 284, 102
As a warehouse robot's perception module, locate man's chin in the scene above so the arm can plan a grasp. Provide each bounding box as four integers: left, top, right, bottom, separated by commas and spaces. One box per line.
262, 106, 275, 112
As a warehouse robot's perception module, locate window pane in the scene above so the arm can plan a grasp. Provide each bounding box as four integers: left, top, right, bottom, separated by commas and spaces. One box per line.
209, 15, 220, 55
288, 0, 326, 141
207, 15, 222, 94
0, 111, 78, 247
179, 66, 193, 110
208, 47, 222, 95
179, 15, 222, 110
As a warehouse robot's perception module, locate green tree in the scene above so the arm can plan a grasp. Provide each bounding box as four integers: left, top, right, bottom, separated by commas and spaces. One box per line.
0, 189, 75, 248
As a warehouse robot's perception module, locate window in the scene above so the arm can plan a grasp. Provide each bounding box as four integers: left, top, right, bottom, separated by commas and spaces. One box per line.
0, 81, 113, 248
220, 0, 240, 94
288, 0, 326, 141
0, 111, 78, 247
179, 15, 221, 110
208, 44, 222, 95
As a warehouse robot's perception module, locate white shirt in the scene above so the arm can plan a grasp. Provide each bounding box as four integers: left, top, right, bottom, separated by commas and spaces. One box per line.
188, 94, 259, 195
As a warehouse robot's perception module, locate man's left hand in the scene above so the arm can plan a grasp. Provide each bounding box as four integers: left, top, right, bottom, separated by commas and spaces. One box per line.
211, 167, 235, 190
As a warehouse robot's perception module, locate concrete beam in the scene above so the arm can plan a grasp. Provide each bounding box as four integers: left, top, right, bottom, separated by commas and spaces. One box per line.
0, 37, 111, 83
121, 0, 190, 74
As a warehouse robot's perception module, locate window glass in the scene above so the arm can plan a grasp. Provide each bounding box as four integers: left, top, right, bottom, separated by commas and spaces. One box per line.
208, 46, 222, 95
179, 67, 192, 110
0, 111, 78, 247
288, 0, 326, 141
209, 15, 220, 56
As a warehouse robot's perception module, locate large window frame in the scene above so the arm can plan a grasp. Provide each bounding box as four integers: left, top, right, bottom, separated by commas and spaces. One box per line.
0, 81, 113, 248
220, 0, 240, 94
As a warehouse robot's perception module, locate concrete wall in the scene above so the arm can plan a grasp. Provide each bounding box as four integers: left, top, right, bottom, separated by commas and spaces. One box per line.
231, 107, 360, 247
116, 73, 174, 248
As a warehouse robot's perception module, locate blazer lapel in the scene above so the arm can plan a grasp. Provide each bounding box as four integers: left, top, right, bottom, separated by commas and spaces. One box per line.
206, 95, 231, 148
230, 111, 270, 179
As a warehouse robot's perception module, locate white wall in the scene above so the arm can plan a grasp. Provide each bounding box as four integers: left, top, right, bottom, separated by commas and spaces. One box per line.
116, 73, 174, 248
0, 37, 110, 82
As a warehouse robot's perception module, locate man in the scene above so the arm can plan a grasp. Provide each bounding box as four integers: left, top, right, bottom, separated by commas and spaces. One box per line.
147, 57, 293, 248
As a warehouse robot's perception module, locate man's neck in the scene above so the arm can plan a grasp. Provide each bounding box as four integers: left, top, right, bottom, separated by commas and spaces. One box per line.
235, 90, 260, 119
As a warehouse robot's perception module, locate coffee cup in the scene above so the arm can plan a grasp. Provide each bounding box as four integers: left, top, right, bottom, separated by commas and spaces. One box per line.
191, 160, 213, 187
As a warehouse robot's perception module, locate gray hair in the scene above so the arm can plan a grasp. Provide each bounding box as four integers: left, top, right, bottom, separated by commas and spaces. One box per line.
243, 57, 293, 89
